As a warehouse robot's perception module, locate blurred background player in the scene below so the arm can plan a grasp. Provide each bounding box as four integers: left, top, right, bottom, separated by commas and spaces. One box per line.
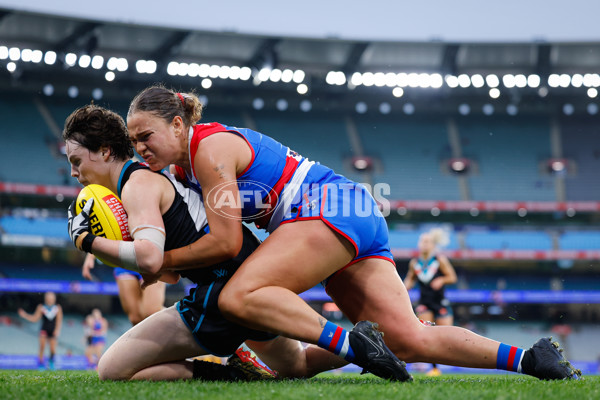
17, 291, 63, 370
404, 228, 457, 376
86, 308, 108, 367
83, 313, 95, 368
81, 253, 166, 326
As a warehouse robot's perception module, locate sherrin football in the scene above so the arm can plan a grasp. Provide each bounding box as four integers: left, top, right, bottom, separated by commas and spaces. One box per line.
75, 184, 131, 268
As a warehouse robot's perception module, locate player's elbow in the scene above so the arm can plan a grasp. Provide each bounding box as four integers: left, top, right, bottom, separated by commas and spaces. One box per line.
134, 241, 164, 274
214, 234, 243, 260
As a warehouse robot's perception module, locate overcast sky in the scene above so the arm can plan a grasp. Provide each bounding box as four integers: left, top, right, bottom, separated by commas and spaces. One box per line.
2, 0, 599, 42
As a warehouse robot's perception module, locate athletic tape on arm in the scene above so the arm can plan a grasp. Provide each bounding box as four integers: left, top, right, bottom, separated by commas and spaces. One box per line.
116, 225, 166, 270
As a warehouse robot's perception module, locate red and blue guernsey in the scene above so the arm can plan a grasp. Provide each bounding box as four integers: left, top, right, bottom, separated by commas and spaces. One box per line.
175, 122, 395, 273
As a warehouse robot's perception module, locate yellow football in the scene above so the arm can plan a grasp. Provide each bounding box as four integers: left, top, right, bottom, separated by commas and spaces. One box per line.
75, 184, 131, 268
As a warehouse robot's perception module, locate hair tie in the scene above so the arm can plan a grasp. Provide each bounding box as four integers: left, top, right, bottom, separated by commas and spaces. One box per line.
176, 93, 185, 106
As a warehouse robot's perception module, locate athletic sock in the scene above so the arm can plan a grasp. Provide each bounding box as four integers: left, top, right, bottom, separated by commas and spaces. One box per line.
317, 321, 356, 362
496, 343, 525, 373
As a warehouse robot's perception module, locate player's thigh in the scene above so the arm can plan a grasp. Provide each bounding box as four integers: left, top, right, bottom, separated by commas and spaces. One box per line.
326, 257, 424, 351
224, 220, 355, 296
141, 281, 166, 317
98, 306, 206, 380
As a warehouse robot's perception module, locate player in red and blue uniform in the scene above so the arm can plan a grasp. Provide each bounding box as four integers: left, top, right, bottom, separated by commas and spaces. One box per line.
125, 85, 580, 381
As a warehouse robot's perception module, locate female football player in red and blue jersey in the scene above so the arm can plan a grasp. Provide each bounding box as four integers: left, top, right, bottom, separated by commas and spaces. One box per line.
125, 85, 580, 381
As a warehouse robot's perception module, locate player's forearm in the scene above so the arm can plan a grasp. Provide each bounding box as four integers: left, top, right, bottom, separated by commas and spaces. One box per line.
162, 233, 241, 271
90, 237, 163, 274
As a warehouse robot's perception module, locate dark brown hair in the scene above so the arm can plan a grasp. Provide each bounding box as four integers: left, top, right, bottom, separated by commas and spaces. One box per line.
127, 84, 203, 127
62, 104, 133, 161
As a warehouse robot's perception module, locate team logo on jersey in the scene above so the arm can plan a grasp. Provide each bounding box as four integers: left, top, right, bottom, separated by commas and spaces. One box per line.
212, 268, 229, 278
205, 179, 277, 222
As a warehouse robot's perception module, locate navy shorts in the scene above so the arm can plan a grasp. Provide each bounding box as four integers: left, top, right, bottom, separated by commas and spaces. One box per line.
177, 279, 277, 357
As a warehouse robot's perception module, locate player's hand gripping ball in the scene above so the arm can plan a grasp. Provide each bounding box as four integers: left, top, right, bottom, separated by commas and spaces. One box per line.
70, 184, 132, 267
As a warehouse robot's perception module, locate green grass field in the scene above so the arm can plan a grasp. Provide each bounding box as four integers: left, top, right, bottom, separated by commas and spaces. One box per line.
1, 370, 597, 400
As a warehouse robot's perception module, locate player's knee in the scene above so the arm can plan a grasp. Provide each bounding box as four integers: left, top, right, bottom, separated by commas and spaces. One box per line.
218, 284, 246, 321
384, 324, 431, 362
97, 354, 129, 381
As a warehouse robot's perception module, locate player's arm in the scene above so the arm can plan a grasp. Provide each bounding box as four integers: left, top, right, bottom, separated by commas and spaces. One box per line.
403, 259, 417, 290
54, 305, 63, 337
81, 253, 96, 280
163, 133, 247, 270
430, 254, 458, 291
17, 304, 43, 322
89, 171, 166, 275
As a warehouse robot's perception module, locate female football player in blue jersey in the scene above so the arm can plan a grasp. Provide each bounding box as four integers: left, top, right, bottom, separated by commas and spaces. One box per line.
64, 104, 364, 381
125, 85, 580, 380
81, 253, 166, 326
18, 291, 63, 370
405, 228, 457, 376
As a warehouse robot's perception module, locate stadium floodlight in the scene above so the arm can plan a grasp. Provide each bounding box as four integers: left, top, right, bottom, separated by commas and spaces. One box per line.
485, 74, 499, 88
219, 65, 231, 80
326, 71, 337, 85
397, 72, 408, 87
458, 103, 470, 115
257, 68, 271, 82
445, 75, 459, 88
136, 60, 146, 74
407, 73, 419, 88
20, 48, 32, 62
588, 88, 598, 98
296, 83, 308, 94
269, 68, 282, 82
44, 51, 57, 65
187, 63, 199, 77
430, 73, 443, 88
482, 103, 494, 115
65, 52, 77, 67
105, 71, 115, 81
6, 62, 16, 72
9, 47, 20, 61
145, 60, 157, 74
209, 64, 220, 79
418, 73, 432, 88
43, 84, 54, 96
548, 74, 560, 88
68, 86, 79, 98
90, 55, 103, 70
392, 87, 404, 97
177, 62, 189, 77
300, 99, 312, 112
196, 63, 209, 78
587, 103, 598, 115
0, 46, 7, 59
458, 74, 471, 88
351, 72, 363, 86
252, 98, 264, 110
78, 54, 91, 68
281, 69, 293, 83
276, 99, 288, 111
201, 78, 212, 89
489, 88, 500, 99
558, 74, 570, 88
292, 69, 305, 83
362, 72, 375, 87
514, 74, 527, 88
374, 72, 386, 87
562, 103, 574, 115
571, 74, 583, 88
538, 87, 549, 97
107, 57, 119, 71
527, 74, 541, 88
403, 102, 415, 115
471, 74, 485, 88
506, 104, 518, 116
166, 61, 178, 76
229, 65, 241, 80
31, 50, 43, 63
92, 88, 103, 100
355, 102, 368, 114
385, 72, 397, 87
502, 74, 515, 88
335, 71, 347, 85
379, 102, 391, 114
239, 67, 252, 81
116, 58, 128, 72
583, 73, 594, 87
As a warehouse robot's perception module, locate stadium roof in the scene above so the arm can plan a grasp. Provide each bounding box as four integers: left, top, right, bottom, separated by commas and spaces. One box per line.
1, 8, 600, 114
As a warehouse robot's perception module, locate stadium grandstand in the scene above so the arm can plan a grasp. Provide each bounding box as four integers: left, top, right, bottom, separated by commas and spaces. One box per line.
0, 1, 599, 377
